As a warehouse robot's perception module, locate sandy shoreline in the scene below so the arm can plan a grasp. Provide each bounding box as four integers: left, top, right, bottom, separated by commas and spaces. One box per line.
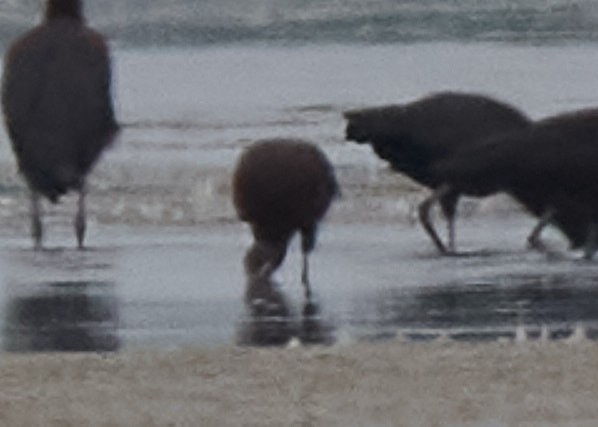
0, 341, 595, 426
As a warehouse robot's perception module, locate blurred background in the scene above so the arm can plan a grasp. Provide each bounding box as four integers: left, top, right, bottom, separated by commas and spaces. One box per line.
1, 0, 598, 49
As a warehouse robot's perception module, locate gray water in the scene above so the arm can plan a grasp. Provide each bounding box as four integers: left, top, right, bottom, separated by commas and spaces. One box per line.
1, 2, 598, 352
2, 0, 598, 48
1, 217, 598, 351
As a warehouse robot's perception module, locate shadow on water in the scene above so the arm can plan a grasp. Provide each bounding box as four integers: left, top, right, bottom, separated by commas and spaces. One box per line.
355, 272, 598, 343
236, 276, 335, 347
1, 249, 120, 352
3, 281, 120, 352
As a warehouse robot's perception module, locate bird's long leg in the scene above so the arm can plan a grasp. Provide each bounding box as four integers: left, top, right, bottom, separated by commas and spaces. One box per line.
418, 184, 452, 255
527, 209, 555, 252
300, 225, 317, 301
439, 191, 459, 253
30, 191, 43, 250
75, 185, 87, 249
583, 223, 598, 260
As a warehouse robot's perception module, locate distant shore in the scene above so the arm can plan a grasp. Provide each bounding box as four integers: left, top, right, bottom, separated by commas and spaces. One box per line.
0, 341, 596, 426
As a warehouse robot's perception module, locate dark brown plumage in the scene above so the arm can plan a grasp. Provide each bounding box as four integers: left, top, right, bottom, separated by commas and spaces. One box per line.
344, 91, 531, 254
435, 108, 598, 258
232, 139, 338, 299
1, 0, 119, 249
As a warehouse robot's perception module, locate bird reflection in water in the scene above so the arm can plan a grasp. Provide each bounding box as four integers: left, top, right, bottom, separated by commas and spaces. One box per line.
237, 276, 335, 347
3, 281, 119, 352
365, 273, 598, 343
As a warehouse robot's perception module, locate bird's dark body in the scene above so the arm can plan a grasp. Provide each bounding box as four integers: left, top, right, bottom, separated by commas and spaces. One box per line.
233, 139, 338, 238
344, 92, 531, 192
435, 109, 598, 249
233, 139, 338, 291
344, 91, 531, 253
2, 6, 118, 202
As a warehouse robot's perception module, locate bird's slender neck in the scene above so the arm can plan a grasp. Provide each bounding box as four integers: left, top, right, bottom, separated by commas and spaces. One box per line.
45, 0, 84, 22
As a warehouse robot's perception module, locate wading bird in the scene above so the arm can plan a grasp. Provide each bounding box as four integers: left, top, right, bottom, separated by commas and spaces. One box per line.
344, 91, 531, 254
1, 0, 119, 249
435, 108, 598, 259
232, 139, 338, 300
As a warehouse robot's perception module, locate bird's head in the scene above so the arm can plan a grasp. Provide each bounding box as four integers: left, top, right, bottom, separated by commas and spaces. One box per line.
45, 0, 83, 22
343, 109, 372, 144
343, 105, 405, 145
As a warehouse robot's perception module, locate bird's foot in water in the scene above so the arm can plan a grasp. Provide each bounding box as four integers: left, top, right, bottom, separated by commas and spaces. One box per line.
527, 239, 566, 261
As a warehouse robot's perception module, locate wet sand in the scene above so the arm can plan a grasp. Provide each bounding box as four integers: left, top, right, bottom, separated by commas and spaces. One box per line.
0, 341, 595, 426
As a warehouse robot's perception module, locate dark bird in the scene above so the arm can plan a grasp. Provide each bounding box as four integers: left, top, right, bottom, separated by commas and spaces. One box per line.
344, 91, 531, 254
1, 0, 119, 249
434, 108, 598, 259
232, 139, 339, 300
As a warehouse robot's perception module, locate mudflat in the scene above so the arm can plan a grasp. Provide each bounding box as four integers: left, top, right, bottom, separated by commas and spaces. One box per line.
0, 341, 595, 426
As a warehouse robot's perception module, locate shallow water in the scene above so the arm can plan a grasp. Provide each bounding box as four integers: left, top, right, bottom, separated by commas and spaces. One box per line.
1, 44, 598, 352
0, 216, 597, 352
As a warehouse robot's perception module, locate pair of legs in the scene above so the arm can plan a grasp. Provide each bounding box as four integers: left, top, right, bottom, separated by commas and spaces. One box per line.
244, 224, 318, 300
29, 185, 87, 250
421, 189, 598, 260
418, 184, 459, 255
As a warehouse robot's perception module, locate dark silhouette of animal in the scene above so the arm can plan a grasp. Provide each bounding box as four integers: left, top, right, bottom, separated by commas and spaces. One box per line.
434, 108, 598, 259
1, 0, 119, 249
232, 139, 339, 299
344, 91, 531, 254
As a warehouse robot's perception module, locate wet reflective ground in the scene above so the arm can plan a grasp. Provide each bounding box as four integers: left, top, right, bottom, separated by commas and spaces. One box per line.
3, 281, 119, 352
0, 44, 597, 354
352, 274, 598, 343
2, 215, 598, 352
